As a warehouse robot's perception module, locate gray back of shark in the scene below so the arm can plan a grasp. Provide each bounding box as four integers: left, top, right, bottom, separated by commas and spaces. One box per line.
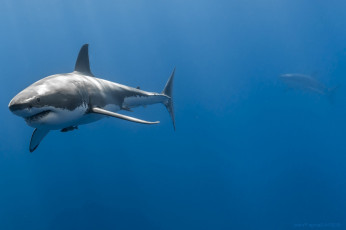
8, 44, 175, 152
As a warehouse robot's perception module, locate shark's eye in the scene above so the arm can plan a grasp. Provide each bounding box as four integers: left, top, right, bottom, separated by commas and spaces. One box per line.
36, 98, 40, 103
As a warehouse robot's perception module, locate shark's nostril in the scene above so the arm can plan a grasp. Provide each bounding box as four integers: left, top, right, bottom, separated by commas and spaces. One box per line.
9, 103, 19, 112
9, 102, 27, 112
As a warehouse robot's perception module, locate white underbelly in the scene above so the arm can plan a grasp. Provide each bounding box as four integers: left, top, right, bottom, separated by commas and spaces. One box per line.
27, 106, 87, 130
74, 104, 121, 126
27, 104, 123, 130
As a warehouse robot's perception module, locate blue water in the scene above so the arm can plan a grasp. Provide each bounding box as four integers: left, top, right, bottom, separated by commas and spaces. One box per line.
1, 1, 346, 229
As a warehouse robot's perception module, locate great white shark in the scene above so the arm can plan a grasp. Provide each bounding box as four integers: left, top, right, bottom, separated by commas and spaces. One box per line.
280, 73, 337, 103
9, 44, 175, 152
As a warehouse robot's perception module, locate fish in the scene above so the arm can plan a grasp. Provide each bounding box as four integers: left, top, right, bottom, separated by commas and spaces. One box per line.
279, 73, 337, 102
8, 44, 175, 152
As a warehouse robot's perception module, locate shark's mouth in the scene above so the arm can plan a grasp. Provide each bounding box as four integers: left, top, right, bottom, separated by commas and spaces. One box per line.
25, 110, 51, 122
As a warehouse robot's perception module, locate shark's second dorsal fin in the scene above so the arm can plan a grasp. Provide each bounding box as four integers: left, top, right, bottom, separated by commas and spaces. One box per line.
75, 44, 94, 76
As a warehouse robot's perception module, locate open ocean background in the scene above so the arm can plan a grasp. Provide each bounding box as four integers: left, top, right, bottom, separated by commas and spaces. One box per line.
1, 1, 346, 229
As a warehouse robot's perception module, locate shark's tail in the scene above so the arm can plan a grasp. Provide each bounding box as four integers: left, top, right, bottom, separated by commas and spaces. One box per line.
327, 85, 339, 104
162, 68, 176, 130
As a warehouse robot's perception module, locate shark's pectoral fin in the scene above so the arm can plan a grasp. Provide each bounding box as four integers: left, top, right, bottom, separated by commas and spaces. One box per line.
91, 107, 159, 125
30, 128, 49, 153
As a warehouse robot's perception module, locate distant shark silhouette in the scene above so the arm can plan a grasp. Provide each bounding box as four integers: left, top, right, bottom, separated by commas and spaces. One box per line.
279, 73, 337, 103
9, 44, 175, 152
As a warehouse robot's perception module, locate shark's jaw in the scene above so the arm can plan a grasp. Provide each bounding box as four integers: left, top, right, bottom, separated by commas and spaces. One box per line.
9, 100, 50, 120
9, 105, 55, 127
25, 110, 52, 123
22, 106, 88, 129
9, 91, 89, 129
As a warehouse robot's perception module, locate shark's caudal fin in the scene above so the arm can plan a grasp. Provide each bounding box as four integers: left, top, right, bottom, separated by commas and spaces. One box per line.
162, 68, 176, 130
75, 44, 94, 77
30, 128, 49, 153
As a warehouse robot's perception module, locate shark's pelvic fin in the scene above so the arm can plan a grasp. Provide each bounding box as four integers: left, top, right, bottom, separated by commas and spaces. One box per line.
61, 126, 78, 132
75, 44, 94, 76
91, 107, 159, 125
30, 128, 49, 153
121, 106, 133, 112
162, 68, 176, 130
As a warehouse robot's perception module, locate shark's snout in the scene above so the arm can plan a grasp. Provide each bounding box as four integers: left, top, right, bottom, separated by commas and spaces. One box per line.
8, 94, 37, 118
9, 100, 31, 113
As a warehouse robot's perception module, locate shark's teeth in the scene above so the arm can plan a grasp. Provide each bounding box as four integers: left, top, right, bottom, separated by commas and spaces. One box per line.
25, 110, 51, 122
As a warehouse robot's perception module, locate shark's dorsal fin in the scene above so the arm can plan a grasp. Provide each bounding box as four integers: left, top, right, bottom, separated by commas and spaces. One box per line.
75, 44, 94, 76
